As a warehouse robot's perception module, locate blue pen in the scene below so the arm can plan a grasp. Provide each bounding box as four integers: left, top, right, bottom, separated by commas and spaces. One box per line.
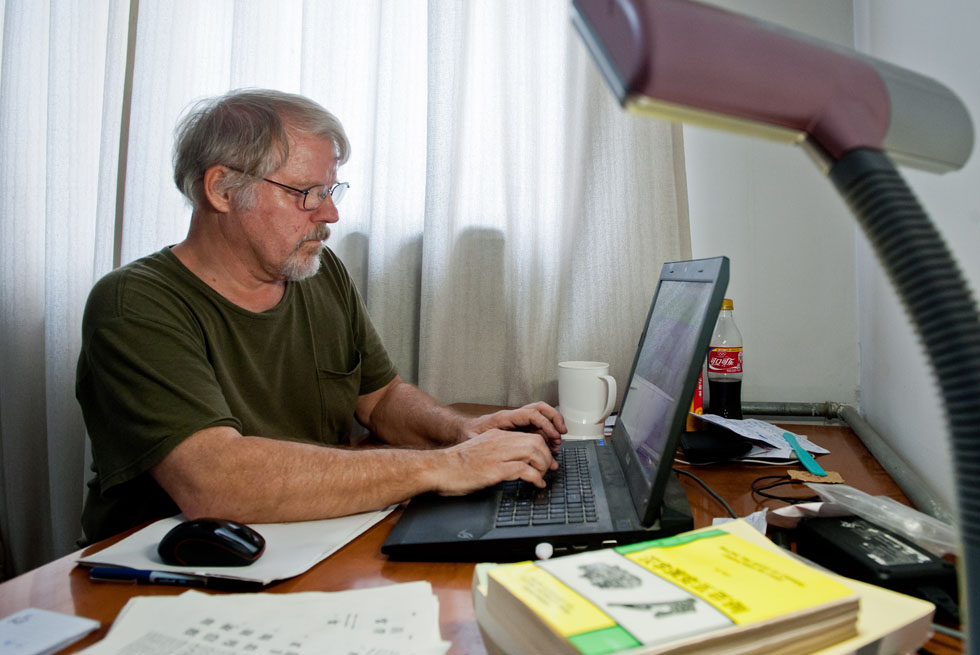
89, 566, 209, 587
88, 566, 263, 591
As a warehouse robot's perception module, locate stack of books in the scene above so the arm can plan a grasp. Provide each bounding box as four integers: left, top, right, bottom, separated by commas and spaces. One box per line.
473, 520, 935, 655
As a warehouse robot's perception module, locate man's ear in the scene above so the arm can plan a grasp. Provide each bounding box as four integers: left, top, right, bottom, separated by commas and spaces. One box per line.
202, 165, 235, 213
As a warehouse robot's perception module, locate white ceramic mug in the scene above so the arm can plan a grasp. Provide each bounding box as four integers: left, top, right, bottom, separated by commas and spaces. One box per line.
558, 361, 617, 438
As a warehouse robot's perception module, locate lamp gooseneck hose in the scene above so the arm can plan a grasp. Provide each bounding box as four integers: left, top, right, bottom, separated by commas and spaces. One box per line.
572, 0, 978, 650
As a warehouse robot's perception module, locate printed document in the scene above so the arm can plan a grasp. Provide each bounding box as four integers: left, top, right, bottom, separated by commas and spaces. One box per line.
77, 582, 448, 655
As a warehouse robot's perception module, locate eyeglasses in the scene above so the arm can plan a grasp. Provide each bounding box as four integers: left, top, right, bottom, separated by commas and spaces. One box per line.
261, 178, 349, 211
225, 166, 348, 210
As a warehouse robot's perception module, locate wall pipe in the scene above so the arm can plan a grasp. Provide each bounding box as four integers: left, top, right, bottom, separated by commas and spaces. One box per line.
743, 400, 955, 524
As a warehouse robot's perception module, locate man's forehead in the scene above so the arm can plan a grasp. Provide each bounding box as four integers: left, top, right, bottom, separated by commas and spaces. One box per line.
282, 131, 339, 176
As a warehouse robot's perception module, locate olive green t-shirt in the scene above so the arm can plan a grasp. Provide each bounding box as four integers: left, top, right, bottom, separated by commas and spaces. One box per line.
76, 246, 396, 543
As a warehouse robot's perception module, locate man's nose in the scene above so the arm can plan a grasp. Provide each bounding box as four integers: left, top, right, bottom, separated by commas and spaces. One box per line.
313, 196, 340, 223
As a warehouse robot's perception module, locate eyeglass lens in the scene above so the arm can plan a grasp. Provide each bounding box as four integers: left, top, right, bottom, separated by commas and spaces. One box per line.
307, 182, 348, 210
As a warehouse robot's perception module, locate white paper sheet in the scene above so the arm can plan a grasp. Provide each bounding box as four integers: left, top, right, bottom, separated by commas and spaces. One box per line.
76, 507, 393, 585
0, 608, 99, 655
694, 414, 830, 460
713, 508, 770, 534
77, 583, 448, 655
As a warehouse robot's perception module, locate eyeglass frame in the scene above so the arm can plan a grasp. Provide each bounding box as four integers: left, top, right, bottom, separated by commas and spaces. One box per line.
224, 166, 349, 211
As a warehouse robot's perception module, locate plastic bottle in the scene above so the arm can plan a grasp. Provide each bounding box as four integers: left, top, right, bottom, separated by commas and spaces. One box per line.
707, 298, 743, 419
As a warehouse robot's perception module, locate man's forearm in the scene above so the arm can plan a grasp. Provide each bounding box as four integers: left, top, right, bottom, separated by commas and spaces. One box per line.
153, 388, 566, 525
153, 426, 451, 524
363, 379, 471, 447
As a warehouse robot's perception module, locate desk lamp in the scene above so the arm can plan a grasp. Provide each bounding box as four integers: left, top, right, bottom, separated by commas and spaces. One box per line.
571, 0, 979, 649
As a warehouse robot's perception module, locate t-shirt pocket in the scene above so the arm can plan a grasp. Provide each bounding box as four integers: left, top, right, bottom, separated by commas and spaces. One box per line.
317, 349, 362, 444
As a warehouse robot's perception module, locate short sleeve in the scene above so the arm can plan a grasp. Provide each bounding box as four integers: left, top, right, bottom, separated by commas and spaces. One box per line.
76, 269, 239, 493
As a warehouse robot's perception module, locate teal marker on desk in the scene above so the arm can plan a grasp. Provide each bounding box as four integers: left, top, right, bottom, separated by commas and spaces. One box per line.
782, 431, 827, 477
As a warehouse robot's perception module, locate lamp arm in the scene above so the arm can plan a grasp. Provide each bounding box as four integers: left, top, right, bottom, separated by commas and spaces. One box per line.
829, 148, 980, 646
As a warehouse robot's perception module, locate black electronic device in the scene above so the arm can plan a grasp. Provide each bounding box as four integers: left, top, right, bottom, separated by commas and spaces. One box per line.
796, 515, 959, 622
158, 517, 266, 567
679, 430, 752, 464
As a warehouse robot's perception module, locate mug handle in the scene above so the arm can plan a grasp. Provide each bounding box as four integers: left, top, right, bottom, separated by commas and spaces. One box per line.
598, 375, 617, 421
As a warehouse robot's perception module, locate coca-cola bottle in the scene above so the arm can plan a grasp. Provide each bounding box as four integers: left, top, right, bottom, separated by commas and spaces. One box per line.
707, 298, 743, 419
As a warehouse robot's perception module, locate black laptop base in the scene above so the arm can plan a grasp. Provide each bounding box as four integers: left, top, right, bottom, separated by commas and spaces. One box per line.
381, 473, 693, 562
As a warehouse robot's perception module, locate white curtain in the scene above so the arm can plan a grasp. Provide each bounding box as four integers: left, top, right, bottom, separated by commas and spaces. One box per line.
0, 0, 131, 577
417, 3, 690, 404
0, 0, 688, 577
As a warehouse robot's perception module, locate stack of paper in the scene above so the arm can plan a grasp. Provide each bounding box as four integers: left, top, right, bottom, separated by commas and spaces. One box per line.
696, 415, 830, 461
78, 582, 449, 655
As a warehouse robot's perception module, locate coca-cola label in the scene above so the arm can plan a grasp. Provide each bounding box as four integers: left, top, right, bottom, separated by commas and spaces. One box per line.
708, 347, 742, 374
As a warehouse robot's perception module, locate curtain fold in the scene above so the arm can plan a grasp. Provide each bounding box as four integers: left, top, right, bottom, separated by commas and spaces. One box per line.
1, 0, 130, 576
417, 1, 690, 406
0, 0, 688, 577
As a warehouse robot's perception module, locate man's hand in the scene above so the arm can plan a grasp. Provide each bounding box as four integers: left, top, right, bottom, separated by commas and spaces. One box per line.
432, 429, 558, 495
463, 402, 566, 453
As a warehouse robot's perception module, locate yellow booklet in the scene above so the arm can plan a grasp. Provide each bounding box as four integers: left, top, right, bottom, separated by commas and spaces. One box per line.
484, 521, 864, 655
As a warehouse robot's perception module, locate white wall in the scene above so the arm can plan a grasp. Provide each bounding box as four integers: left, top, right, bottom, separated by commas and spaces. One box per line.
853, 0, 979, 513
685, 1, 860, 405
685, 0, 978, 513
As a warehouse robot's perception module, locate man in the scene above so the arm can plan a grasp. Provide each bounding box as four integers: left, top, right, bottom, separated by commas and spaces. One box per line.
76, 89, 565, 544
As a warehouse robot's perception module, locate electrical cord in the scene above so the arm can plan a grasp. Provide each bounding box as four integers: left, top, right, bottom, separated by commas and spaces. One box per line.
674, 456, 789, 467
673, 468, 738, 518
750, 475, 821, 504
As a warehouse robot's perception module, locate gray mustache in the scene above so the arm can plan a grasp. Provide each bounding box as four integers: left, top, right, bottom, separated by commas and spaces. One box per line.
302, 225, 331, 243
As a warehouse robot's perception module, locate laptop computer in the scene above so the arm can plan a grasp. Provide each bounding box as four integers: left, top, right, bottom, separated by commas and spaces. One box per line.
382, 256, 729, 561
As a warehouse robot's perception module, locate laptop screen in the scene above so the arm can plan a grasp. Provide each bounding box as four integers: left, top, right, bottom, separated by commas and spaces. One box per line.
610, 257, 728, 526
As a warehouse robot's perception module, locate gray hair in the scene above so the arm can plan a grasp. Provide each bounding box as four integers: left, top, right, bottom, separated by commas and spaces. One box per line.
173, 88, 350, 209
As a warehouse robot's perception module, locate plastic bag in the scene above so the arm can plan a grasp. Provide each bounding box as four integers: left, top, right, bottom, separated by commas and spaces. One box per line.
805, 483, 958, 556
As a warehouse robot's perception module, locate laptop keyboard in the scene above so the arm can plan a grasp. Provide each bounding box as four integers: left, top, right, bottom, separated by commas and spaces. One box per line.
494, 447, 599, 527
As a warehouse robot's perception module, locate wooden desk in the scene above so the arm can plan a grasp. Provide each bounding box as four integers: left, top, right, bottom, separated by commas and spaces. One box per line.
0, 421, 959, 654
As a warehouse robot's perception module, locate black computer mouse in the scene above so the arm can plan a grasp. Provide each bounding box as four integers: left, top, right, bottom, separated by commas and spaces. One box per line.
158, 518, 266, 567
